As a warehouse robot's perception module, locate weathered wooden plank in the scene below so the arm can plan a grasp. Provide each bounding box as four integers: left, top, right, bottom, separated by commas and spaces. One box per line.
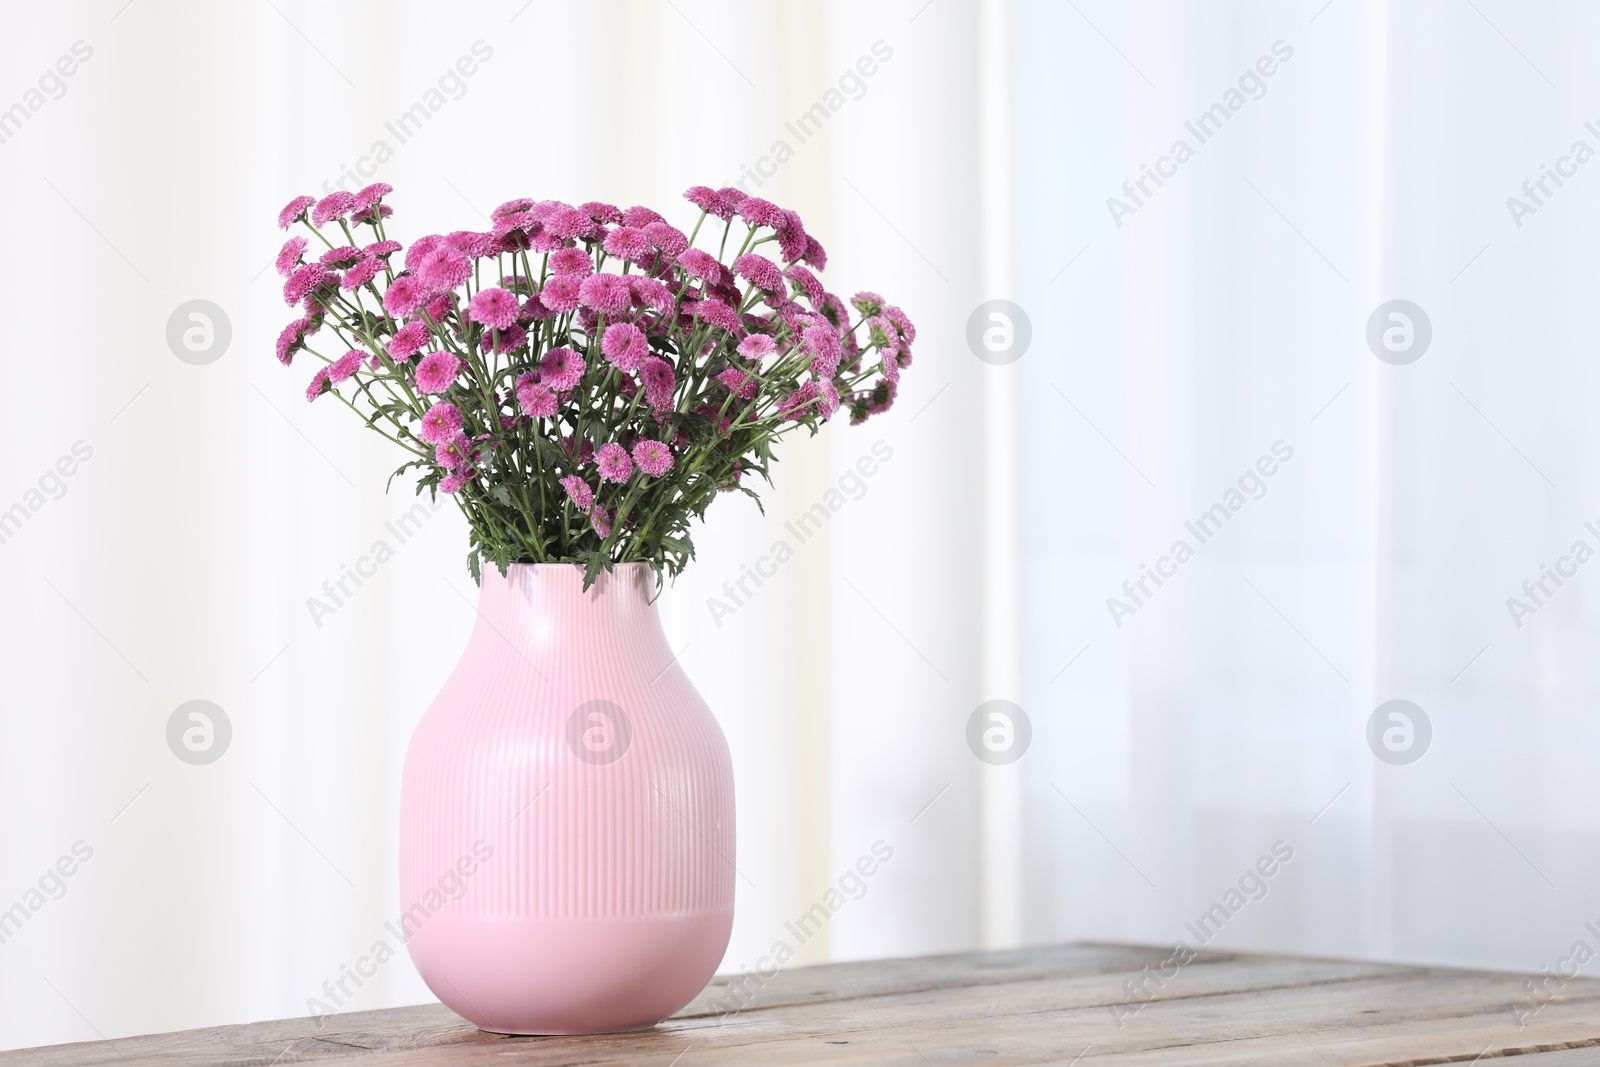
0, 942, 1182, 1066
5, 943, 1594, 1066
680, 941, 1183, 1017
633, 960, 1600, 1067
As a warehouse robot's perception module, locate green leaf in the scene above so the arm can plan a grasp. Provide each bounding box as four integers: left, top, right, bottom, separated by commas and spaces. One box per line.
582, 551, 606, 591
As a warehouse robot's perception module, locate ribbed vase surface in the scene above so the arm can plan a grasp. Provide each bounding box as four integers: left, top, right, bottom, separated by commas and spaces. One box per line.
399, 563, 735, 1034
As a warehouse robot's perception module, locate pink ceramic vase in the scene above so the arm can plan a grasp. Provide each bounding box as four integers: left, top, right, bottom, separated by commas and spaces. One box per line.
399, 563, 735, 1034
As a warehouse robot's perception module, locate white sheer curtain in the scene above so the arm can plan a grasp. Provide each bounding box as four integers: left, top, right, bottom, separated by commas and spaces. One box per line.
1008, 0, 1600, 973
0, 0, 1592, 1052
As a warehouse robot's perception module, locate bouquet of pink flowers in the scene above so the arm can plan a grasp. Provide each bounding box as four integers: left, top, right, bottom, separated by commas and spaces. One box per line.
272, 184, 914, 584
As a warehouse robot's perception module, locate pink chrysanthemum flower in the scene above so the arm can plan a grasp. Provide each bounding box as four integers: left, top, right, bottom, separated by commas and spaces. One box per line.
403, 235, 441, 271
802, 234, 828, 270
352, 202, 393, 225
676, 248, 721, 283
630, 276, 674, 315
539, 346, 585, 392
684, 185, 733, 220
530, 229, 565, 253
436, 433, 473, 470
733, 252, 784, 292
580, 201, 623, 224
778, 380, 820, 420
578, 273, 631, 315
595, 442, 633, 483
548, 247, 594, 277
590, 506, 612, 538
737, 196, 784, 228
440, 470, 473, 494
864, 314, 898, 354
363, 240, 403, 258
515, 374, 558, 418
602, 226, 651, 261
562, 435, 596, 466
382, 275, 426, 318
621, 205, 665, 228
538, 275, 582, 313
329, 350, 364, 384
638, 356, 676, 411
311, 191, 356, 228
632, 439, 673, 477
862, 378, 897, 419
415, 246, 472, 292
305, 366, 332, 402
276, 236, 308, 277
444, 230, 498, 260
780, 305, 818, 333
804, 324, 843, 379
283, 263, 328, 306
295, 287, 334, 318
601, 322, 649, 371
319, 245, 361, 267
737, 334, 776, 361
419, 401, 464, 444
852, 291, 885, 316
717, 186, 748, 209
467, 287, 520, 330
879, 346, 902, 383
785, 263, 825, 305
492, 209, 539, 242
559, 475, 594, 511
820, 291, 851, 329
716, 367, 758, 399
689, 298, 741, 334
342, 258, 383, 290
520, 294, 554, 321
884, 304, 916, 344
419, 295, 452, 323
278, 195, 316, 229
544, 206, 595, 240
776, 209, 808, 261
387, 320, 429, 359
352, 182, 393, 212
275, 317, 312, 366
818, 380, 841, 418
414, 351, 463, 393
493, 197, 534, 218
641, 221, 688, 257
481, 323, 528, 354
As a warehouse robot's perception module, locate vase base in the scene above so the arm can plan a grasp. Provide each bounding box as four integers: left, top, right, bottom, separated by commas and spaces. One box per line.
409, 910, 734, 1035
480, 1022, 660, 1037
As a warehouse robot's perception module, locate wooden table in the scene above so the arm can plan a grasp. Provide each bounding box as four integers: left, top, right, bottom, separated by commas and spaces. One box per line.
8, 942, 1600, 1065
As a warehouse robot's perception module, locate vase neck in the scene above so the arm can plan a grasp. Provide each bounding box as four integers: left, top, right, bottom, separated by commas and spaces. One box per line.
471, 564, 667, 660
